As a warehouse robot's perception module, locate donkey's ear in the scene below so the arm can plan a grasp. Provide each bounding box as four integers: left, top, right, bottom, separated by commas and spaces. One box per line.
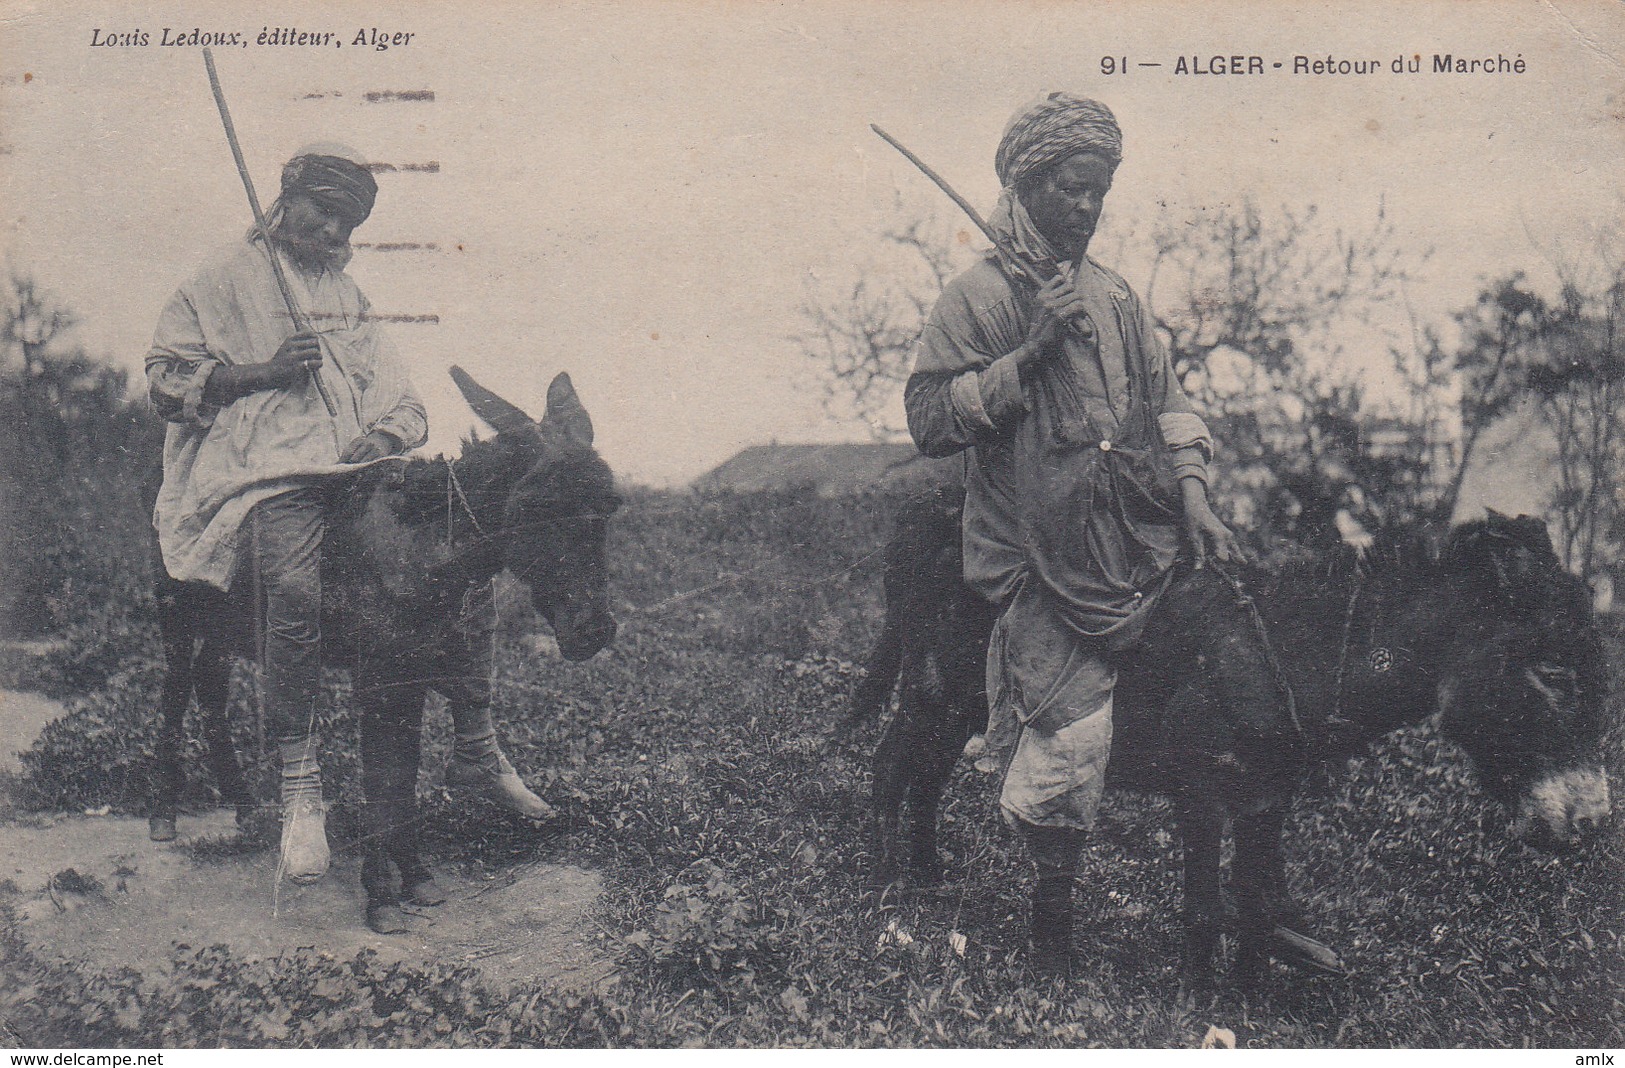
544, 372, 594, 446
1484, 529, 1548, 602
1508, 514, 1557, 557
450, 365, 537, 439
1401, 527, 1443, 567
1425, 530, 1445, 565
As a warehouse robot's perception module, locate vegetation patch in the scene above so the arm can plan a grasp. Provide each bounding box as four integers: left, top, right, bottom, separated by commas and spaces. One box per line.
3, 472, 1621, 1047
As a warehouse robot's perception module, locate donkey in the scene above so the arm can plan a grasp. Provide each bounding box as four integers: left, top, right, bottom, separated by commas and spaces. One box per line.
855, 486, 1613, 984
145, 367, 619, 933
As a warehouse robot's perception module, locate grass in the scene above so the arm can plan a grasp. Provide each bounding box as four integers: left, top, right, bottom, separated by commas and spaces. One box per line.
0, 468, 1621, 1048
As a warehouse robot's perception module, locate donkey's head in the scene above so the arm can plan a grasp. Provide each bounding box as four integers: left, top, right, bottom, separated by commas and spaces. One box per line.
1437, 512, 1612, 848
452, 366, 620, 661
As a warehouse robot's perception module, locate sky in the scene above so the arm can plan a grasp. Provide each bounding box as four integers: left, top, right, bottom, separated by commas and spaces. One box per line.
2, 0, 1623, 486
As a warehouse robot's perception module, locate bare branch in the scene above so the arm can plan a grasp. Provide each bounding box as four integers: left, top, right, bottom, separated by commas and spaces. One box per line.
794, 205, 975, 438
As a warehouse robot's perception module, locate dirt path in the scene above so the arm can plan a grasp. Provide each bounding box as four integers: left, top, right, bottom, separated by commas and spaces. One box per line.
0, 689, 60, 780
0, 687, 611, 994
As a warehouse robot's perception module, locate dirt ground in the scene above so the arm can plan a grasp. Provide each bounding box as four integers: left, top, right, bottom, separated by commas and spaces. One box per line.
0, 686, 611, 995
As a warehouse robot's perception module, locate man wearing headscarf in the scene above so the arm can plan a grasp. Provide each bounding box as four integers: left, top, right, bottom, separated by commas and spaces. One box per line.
905, 95, 1242, 973
147, 144, 551, 892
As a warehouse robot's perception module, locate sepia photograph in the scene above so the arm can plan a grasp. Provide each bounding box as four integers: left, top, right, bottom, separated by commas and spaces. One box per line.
0, 0, 1621, 1051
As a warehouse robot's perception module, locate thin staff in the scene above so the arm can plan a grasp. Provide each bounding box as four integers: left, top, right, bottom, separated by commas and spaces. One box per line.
201, 46, 340, 423
870, 123, 1090, 341
870, 124, 1025, 277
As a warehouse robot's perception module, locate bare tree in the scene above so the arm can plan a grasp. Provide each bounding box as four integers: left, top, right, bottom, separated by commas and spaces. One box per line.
0, 271, 149, 638
1440, 250, 1624, 580
1, 270, 81, 464
1438, 276, 1547, 521
1387, 295, 1459, 519
799, 197, 1440, 546
1146, 200, 1408, 385
1531, 275, 1625, 578
795, 208, 970, 439
1, 270, 79, 367
1144, 199, 1438, 541
1, 270, 80, 636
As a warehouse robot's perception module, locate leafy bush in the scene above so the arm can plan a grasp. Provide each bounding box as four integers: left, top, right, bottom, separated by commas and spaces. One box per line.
0, 910, 625, 1047
6, 488, 1623, 1048
624, 859, 787, 990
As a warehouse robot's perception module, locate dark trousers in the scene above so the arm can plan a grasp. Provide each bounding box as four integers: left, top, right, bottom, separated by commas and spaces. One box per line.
246, 487, 325, 744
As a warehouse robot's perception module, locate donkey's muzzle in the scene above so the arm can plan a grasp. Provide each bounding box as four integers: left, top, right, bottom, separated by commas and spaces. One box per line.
1512, 766, 1612, 850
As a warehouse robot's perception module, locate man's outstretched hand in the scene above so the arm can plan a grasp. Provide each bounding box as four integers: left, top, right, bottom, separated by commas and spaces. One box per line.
339, 430, 400, 464
1180, 478, 1246, 569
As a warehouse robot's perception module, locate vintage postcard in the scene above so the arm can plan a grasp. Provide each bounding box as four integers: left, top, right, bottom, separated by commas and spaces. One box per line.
0, 0, 1621, 1052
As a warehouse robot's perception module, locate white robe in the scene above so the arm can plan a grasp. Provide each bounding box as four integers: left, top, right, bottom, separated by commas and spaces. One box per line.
146, 238, 427, 590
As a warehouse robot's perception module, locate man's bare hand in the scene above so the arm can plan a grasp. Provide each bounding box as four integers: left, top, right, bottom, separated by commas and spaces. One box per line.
266, 332, 323, 388
1180, 478, 1246, 570
1019, 308, 1064, 361
1016, 274, 1093, 365
338, 430, 399, 464
1035, 273, 1090, 325
203, 332, 322, 404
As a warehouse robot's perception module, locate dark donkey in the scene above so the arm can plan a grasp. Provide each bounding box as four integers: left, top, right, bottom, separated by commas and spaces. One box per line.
856, 486, 1613, 984
146, 367, 620, 933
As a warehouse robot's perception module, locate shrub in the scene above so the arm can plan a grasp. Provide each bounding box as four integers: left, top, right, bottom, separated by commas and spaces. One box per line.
9, 486, 1623, 1048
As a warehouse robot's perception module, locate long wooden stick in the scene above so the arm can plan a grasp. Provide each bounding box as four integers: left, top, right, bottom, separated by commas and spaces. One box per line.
202, 47, 339, 418
870, 124, 1048, 287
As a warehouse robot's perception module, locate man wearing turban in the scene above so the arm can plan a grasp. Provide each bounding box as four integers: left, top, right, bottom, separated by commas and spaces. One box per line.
146, 144, 550, 894
905, 95, 1241, 973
